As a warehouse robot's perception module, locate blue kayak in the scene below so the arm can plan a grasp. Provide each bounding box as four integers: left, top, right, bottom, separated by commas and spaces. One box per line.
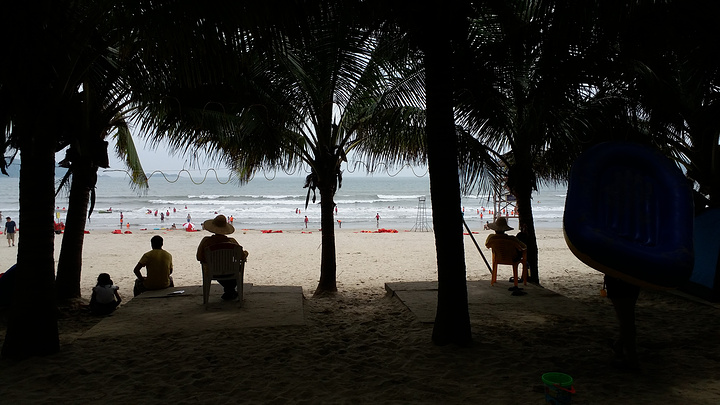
563, 142, 694, 289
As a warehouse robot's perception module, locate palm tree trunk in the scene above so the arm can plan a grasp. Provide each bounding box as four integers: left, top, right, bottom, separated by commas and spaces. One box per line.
510, 144, 540, 284
1, 123, 60, 359
313, 177, 338, 296
425, 27, 472, 346
514, 180, 539, 284
55, 161, 95, 300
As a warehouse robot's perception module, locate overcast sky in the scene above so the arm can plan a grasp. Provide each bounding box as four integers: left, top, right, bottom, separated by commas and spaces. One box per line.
100, 135, 426, 179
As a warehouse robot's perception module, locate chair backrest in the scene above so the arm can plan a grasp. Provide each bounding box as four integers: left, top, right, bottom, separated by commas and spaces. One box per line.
204, 243, 244, 277
487, 238, 523, 265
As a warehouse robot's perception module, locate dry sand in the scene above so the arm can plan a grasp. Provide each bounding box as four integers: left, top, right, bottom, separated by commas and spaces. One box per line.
1, 227, 719, 404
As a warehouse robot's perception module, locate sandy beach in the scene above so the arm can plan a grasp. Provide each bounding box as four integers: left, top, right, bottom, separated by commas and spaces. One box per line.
1, 227, 719, 404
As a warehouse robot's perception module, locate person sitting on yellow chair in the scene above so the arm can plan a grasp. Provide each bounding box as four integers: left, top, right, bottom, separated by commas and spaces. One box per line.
485, 217, 528, 295
485, 217, 526, 255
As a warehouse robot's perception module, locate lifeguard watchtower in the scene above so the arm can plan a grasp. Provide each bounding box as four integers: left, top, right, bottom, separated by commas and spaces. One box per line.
492, 181, 518, 221
411, 196, 432, 232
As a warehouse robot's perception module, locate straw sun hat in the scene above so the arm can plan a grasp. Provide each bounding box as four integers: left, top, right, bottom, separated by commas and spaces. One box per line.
203, 215, 235, 235
487, 217, 513, 232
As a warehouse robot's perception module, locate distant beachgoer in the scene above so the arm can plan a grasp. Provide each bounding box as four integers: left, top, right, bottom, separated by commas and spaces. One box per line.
187, 213, 192, 222
196, 215, 248, 301
4, 217, 17, 247
89, 273, 121, 316
133, 236, 173, 296
375, 213, 380, 227
173, 207, 176, 213
160, 212, 165, 221
337, 219, 342, 228
229, 216, 234, 224
304, 216, 308, 228
166, 210, 170, 217
483, 221, 490, 230
171, 223, 177, 229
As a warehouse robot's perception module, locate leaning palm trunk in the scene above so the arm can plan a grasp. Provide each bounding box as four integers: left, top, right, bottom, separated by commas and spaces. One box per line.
1, 124, 60, 359
55, 161, 96, 300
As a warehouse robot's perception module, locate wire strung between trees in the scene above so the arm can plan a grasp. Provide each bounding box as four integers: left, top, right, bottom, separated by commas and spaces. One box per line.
103, 162, 429, 185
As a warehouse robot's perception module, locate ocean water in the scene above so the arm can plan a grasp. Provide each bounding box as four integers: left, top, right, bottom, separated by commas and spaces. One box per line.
0, 172, 567, 231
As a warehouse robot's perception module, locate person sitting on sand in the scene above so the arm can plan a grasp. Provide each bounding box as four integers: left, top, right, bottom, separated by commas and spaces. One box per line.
89, 273, 122, 316
133, 235, 174, 296
196, 215, 249, 301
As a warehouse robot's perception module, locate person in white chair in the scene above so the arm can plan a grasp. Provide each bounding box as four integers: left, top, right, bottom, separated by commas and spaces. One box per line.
196, 215, 248, 300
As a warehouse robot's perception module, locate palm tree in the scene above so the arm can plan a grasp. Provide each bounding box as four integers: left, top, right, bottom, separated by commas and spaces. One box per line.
366, 1, 476, 345
451, 1, 639, 284
0, 0, 95, 358
0, 0, 146, 358
614, 0, 720, 211
54, 81, 146, 300
131, 2, 421, 297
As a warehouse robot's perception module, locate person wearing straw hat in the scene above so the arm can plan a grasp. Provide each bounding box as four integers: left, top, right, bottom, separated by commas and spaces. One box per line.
485, 217, 528, 294
485, 217, 527, 253
196, 215, 249, 300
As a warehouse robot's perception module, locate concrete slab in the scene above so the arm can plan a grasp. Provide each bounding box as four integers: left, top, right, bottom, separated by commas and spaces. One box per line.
80, 284, 305, 340
386, 280, 588, 324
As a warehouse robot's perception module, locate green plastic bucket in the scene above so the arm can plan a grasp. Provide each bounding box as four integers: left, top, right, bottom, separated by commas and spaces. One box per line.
542, 372, 575, 404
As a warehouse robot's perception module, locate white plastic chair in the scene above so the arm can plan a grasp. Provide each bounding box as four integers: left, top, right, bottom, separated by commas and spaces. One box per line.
202, 242, 246, 305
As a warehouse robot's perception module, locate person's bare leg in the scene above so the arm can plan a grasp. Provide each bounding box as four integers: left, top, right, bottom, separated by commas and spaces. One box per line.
611, 296, 639, 368
605, 275, 641, 369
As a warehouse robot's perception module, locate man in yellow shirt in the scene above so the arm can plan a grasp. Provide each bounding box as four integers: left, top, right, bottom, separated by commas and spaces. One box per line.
133, 235, 174, 296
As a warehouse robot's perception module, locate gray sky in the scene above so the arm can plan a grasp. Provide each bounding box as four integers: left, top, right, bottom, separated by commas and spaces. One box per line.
102, 136, 426, 179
